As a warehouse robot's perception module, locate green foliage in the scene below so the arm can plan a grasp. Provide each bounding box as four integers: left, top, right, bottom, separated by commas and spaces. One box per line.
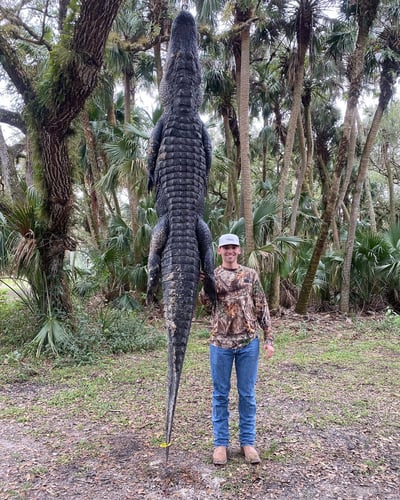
0, 188, 52, 316
0, 293, 165, 365
73, 210, 150, 303
0, 291, 40, 352
384, 308, 400, 329
57, 306, 166, 365
351, 228, 391, 308
31, 314, 71, 357
379, 224, 400, 309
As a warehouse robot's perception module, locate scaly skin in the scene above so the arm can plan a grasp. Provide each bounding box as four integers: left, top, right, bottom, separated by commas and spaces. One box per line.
146, 9, 216, 460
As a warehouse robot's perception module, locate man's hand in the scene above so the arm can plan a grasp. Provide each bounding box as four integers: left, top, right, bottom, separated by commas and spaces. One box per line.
263, 342, 274, 359
263, 326, 274, 359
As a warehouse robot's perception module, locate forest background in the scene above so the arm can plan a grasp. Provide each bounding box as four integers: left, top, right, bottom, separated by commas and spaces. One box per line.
0, 0, 400, 358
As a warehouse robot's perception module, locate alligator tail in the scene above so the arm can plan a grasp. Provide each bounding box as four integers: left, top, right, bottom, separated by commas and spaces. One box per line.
161, 219, 200, 461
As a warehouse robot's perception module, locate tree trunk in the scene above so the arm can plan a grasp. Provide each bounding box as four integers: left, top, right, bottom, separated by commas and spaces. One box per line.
154, 41, 163, 88
25, 135, 34, 188
222, 110, 238, 222
0, 127, 11, 195
0, 127, 25, 202
290, 113, 308, 236
383, 142, 396, 226
239, 23, 254, 255
336, 117, 357, 224
38, 130, 76, 314
340, 109, 384, 313
81, 111, 107, 248
364, 174, 377, 232
123, 71, 140, 238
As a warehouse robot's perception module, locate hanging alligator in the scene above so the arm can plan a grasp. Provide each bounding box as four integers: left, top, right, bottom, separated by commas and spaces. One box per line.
146, 8, 216, 460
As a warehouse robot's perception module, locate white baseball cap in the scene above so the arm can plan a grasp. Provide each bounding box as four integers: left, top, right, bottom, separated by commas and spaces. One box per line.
218, 233, 240, 247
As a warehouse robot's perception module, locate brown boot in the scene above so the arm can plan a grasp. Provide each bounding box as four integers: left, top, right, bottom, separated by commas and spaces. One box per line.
241, 445, 261, 464
213, 446, 228, 465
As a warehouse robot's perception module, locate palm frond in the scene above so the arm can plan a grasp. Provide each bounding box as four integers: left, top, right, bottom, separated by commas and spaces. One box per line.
31, 315, 70, 357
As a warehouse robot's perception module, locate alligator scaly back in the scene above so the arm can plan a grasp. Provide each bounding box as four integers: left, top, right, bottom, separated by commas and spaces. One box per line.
146, 9, 216, 461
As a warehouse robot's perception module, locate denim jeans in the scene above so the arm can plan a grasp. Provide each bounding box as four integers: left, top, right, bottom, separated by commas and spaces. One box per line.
209, 337, 259, 447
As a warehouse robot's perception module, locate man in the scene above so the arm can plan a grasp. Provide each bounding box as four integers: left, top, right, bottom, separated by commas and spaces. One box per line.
200, 233, 274, 466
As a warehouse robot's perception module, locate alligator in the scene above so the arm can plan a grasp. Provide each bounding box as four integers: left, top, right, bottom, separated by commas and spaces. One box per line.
146, 8, 216, 460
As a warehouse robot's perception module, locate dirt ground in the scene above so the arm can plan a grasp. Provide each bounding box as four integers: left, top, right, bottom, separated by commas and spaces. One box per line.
0, 313, 399, 499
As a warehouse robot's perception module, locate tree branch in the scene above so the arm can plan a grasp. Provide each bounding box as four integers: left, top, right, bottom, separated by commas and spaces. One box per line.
41, 0, 124, 132
0, 5, 52, 50
0, 33, 36, 103
0, 108, 26, 133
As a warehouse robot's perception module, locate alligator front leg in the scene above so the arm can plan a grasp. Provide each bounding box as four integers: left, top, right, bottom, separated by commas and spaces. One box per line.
146, 215, 169, 305
197, 217, 216, 306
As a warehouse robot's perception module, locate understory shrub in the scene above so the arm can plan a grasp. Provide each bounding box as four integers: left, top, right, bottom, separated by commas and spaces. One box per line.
0, 291, 40, 351
0, 294, 165, 365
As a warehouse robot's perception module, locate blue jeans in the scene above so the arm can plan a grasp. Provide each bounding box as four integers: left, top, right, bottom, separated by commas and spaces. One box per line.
210, 337, 259, 447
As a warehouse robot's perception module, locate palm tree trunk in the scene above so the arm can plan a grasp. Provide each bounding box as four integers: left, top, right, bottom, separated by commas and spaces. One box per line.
364, 174, 377, 232
222, 111, 238, 222
0, 127, 25, 202
154, 41, 163, 88
383, 142, 396, 226
340, 107, 385, 313
122, 72, 140, 238
336, 117, 357, 223
290, 113, 308, 235
0, 127, 11, 195
239, 23, 254, 255
81, 111, 107, 248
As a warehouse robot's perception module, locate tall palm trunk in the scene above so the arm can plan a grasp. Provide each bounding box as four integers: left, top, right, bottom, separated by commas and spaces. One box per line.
290, 113, 308, 236
0, 127, 25, 202
0, 127, 11, 196
364, 174, 377, 232
122, 71, 140, 238
81, 111, 107, 248
383, 142, 396, 226
295, 0, 380, 315
239, 22, 254, 255
270, 0, 313, 310
336, 118, 357, 222
222, 110, 239, 222
340, 35, 400, 313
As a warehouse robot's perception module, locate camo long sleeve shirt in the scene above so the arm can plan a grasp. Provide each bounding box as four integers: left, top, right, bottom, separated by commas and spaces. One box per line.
200, 265, 273, 349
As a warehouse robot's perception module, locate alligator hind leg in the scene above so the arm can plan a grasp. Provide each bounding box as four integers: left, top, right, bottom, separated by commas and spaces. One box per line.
147, 215, 169, 305
197, 218, 216, 306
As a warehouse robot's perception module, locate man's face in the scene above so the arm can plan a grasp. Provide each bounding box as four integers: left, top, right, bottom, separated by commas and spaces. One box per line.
217, 244, 241, 265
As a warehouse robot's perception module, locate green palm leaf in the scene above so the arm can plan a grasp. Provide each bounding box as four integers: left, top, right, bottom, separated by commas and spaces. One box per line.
32, 315, 70, 357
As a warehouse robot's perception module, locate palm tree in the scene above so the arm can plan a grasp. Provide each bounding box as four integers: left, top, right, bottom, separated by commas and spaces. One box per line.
106, 1, 157, 237
269, 0, 319, 311
235, 1, 255, 256
295, 0, 380, 315
340, 22, 400, 313
202, 57, 240, 222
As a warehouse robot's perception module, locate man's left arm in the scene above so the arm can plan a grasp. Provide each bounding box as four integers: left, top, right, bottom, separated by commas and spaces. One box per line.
252, 275, 274, 358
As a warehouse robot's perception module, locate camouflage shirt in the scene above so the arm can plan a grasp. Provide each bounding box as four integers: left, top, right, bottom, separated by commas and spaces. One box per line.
200, 265, 272, 349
